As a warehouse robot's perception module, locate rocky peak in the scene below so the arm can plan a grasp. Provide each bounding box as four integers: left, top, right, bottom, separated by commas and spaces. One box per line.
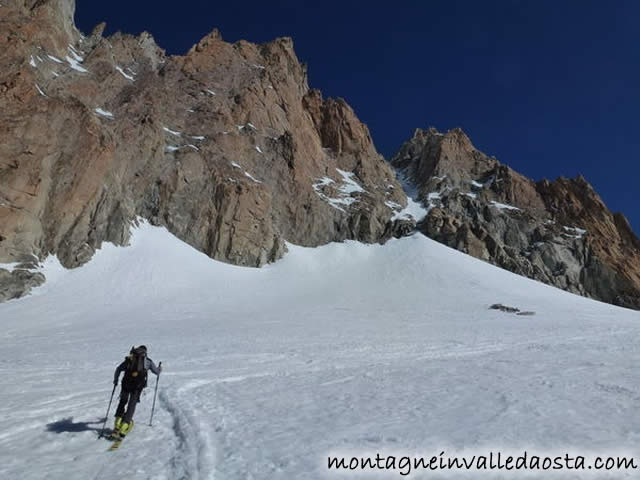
392, 127, 543, 213
188, 28, 223, 54
392, 126, 640, 310
0, 0, 410, 301
90, 21, 106, 38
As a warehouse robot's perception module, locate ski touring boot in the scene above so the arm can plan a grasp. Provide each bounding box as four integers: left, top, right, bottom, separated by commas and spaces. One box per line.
119, 420, 134, 437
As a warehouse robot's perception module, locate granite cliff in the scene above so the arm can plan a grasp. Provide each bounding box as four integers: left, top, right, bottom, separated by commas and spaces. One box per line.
391, 127, 640, 310
2, 1, 638, 310
0, 0, 412, 300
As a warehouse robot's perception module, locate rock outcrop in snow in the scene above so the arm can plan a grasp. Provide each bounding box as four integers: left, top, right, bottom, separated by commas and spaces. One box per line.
0, 0, 409, 299
391, 127, 640, 310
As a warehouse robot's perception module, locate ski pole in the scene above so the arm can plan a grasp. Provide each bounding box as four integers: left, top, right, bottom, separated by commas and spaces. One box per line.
149, 361, 162, 427
99, 383, 117, 439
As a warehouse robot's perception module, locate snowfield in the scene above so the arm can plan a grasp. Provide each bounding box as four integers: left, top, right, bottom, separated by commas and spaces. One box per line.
0, 223, 638, 479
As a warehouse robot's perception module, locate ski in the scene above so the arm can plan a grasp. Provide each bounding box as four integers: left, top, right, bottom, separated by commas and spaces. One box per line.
107, 434, 126, 451
108, 438, 124, 451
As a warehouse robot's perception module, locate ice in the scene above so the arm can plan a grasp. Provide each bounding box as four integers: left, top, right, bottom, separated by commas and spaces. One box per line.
255, 146, 263, 154
115, 66, 135, 81
165, 146, 180, 152
252, 64, 266, 69
94, 108, 114, 118
205, 89, 216, 96
231, 162, 241, 169
1, 222, 638, 479
47, 55, 63, 64
35, 84, 46, 97
471, 180, 484, 188
190, 135, 206, 141
463, 192, 477, 199
247, 123, 257, 130
187, 144, 199, 151
29, 56, 37, 67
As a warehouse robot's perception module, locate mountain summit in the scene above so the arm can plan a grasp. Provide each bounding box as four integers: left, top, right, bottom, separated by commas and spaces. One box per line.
391, 127, 640, 309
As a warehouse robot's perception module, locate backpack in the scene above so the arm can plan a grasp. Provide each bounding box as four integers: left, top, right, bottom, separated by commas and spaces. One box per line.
123, 346, 148, 389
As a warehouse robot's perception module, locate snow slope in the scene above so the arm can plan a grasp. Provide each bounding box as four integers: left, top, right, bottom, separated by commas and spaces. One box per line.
0, 223, 638, 479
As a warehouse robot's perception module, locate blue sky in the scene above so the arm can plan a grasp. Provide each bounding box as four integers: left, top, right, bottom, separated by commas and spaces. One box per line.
75, 1, 639, 232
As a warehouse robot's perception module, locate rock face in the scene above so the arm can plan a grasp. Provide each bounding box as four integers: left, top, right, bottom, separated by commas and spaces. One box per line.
0, 267, 45, 303
391, 127, 640, 310
0, 1, 410, 298
2, 2, 638, 310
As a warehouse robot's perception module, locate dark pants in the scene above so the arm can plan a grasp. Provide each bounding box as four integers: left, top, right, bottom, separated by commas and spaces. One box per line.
115, 388, 142, 423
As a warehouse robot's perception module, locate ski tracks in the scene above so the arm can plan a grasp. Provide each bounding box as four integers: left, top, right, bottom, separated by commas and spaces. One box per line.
159, 380, 217, 480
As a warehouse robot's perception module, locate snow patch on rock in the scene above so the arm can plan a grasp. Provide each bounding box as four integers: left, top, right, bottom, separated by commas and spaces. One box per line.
391, 197, 428, 222
490, 201, 520, 211
65, 55, 88, 73
563, 226, 587, 239
115, 66, 135, 81
312, 170, 366, 213
163, 127, 182, 136
94, 108, 114, 118
244, 172, 262, 184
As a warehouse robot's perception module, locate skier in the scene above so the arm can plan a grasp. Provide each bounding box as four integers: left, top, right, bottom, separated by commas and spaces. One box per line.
111, 345, 162, 438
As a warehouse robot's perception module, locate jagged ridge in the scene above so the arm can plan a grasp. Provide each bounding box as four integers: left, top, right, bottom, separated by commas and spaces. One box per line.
391, 127, 640, 310
0, 0, 413, 300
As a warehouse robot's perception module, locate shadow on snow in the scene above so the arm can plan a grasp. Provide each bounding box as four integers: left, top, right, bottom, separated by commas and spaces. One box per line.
46, 417, 106, 435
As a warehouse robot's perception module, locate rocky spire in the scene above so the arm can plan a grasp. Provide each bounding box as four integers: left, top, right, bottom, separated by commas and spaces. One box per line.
392, 127, 640, 310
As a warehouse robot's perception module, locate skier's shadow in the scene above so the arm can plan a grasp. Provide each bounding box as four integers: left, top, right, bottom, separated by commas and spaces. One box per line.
46, 417, 105, 435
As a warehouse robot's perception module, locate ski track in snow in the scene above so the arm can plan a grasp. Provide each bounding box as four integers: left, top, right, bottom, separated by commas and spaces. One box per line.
156, 379, 217, 480
0, 223, 639, 479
